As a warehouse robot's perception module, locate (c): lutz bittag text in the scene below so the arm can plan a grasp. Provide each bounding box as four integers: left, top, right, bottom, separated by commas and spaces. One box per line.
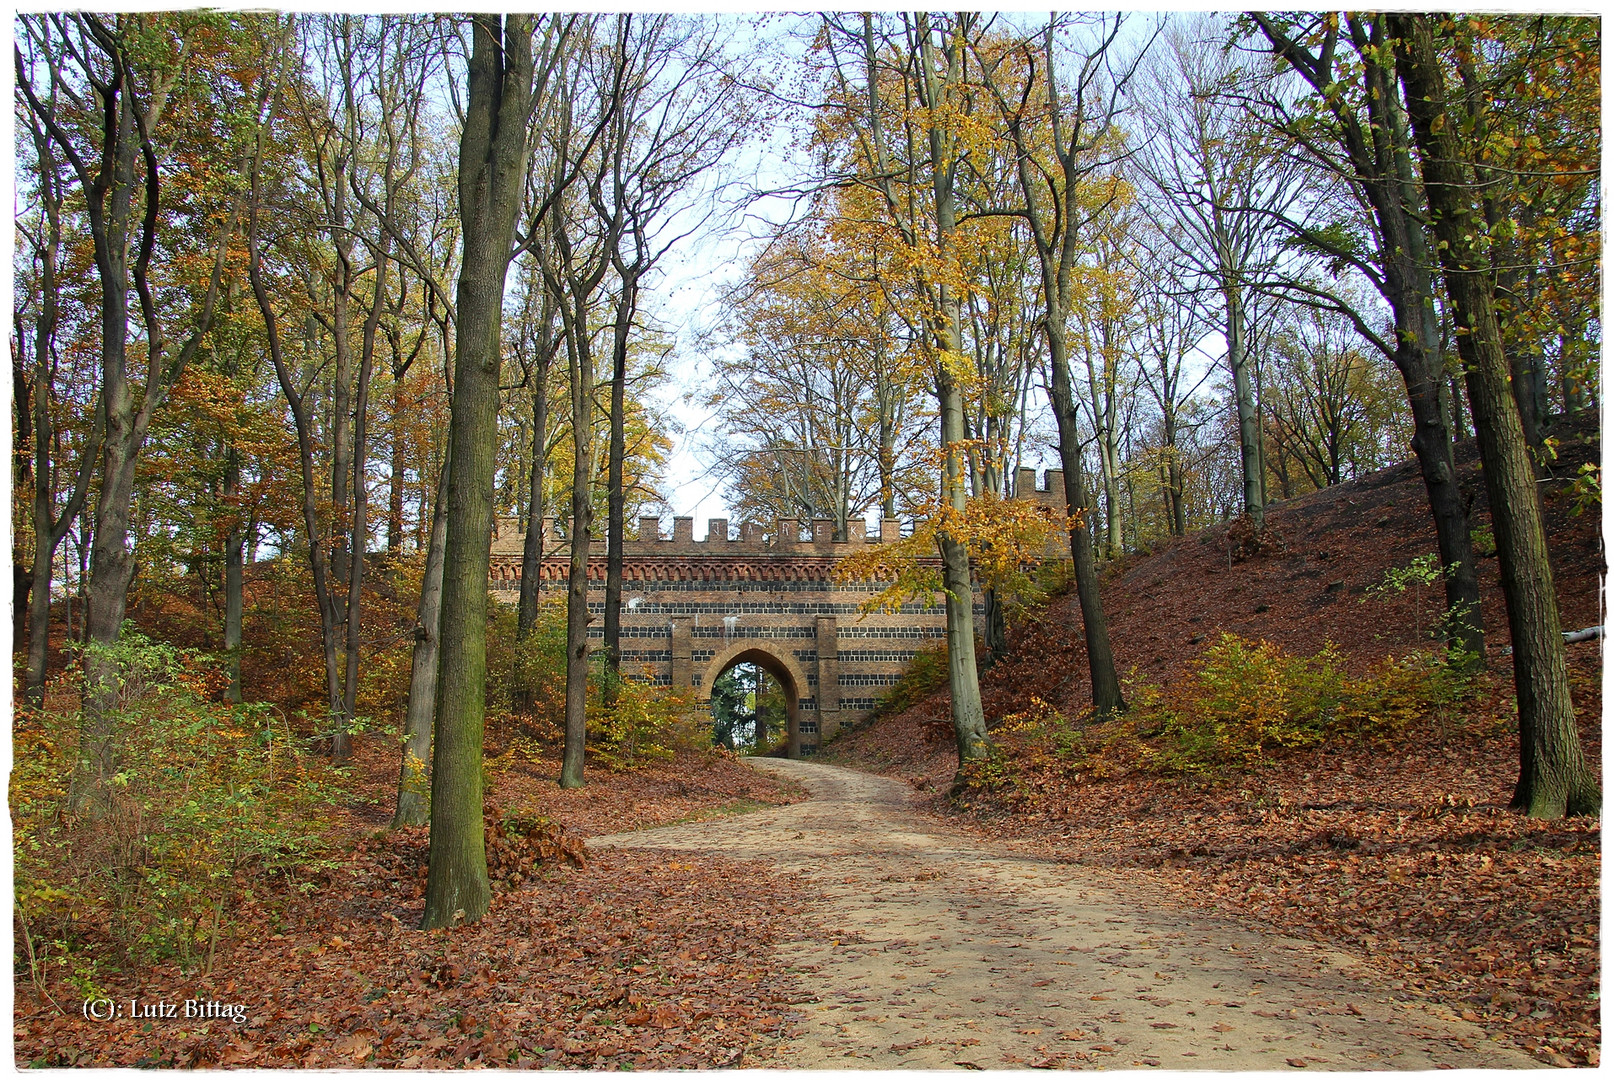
83, 998, 247, 1024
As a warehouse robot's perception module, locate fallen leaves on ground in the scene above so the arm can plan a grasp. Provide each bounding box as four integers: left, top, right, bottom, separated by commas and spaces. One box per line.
934, 722, 1601, 1068
15, 747, 820, 1069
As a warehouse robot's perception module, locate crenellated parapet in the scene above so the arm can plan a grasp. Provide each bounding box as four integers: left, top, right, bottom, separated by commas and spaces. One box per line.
489, 514, 908, 557
490, 469, 1066, 559
1014, 466, 1067, 510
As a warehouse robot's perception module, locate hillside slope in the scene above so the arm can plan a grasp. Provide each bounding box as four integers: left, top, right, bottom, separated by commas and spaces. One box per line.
827, 413, 1602, 782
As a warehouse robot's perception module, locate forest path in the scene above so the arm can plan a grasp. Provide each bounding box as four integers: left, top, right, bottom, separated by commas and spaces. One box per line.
589, 759, 1538, 1070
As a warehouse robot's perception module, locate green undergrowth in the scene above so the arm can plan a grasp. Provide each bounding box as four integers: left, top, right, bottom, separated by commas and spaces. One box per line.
13, 630, 344, 994
869, 641, 951, 719
501, 596, 709, 770
957, 633, 1487, 804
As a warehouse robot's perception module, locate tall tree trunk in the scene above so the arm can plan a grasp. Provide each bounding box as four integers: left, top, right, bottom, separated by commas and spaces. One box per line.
1224, 285, 1265, 528
978, 432, 1008, 665
1392, 13, 1595, 818
1100, 431, 1123, 557
14, 564, 31, 658
337, 237, 389, 755
60, 50, 153, 811
223, 446, 244, 703
877, 351, 899, 520
601, 273, 636, 703
516, 363, 549, 640
330, 277, 353, 598
1087, 322, 1125, 557
252, 221, 345, 764
23, 295, 100, 706
1399, 340, 1483, 661
421, 13, 537, 928
982, 13, 1128, 720
1254, 12, 1485, 663
560, 306, 595, 789
394, 447, 449, 827
981, 590, 1007, 666
338, 347, 373, 754
936, 364, 989, 764
388, 378, 407, 554
1046, 331, 1126, 718
1167, 447, 1186, 537
912, 14, 989, 769
13, 353, 33, 653
77, 413, 142, 810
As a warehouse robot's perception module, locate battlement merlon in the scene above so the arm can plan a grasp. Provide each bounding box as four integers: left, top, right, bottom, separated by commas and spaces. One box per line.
490, 513, 905, 556
1014, 466, 1068, 510
487, 473, 1071, 557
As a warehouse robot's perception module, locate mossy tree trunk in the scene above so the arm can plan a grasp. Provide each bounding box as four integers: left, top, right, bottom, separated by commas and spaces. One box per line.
421, 14, 539, 928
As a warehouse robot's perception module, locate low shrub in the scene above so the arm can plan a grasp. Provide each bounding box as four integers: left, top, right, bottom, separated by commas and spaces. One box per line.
13, 630, 342, 987
1143, 634, 1475, 772
871, 641, 951, 719
590, 675, 707, 771
502, 594, 706, 766
956, 635, 1477, 800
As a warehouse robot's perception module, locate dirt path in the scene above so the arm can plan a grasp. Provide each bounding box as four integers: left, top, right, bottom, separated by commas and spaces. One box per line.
590, 759, 1539, 1070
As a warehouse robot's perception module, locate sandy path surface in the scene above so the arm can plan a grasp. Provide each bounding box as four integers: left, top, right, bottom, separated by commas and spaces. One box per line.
590, 759, 1539, 1070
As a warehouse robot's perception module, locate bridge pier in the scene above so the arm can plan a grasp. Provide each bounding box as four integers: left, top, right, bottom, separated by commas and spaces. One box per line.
670, 617, 693, 693
814, 615, 839, 746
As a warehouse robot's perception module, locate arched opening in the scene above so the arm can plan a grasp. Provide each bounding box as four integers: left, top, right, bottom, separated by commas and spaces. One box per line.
709, 662, 788, 754
697, 645, 807, 759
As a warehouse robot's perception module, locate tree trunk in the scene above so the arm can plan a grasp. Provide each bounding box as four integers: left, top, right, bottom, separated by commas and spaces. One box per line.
1399, 341, 1484, 662
394, 447, 449, 827
388, 378, 407, 554
911, 14, 989, 770
981, 589, 1007, 665
328, 163, 355, 601
68, 70, 142, 813
983, 15, 1128, 720
24, 539, 52, 704
1253, 12, 1485, 663
516, 364, 548, 640
252, 219, 346, 766
1225, 285, 1265, 528
1168, 447, 1186, 537
24, 364, 99, 706
602, 274, 636, 704
936, 366, 989, 765
1392, 13, 1595, 818
421, 14, 536, 928
76, 390, 142, 812
560, 311, 595, 789
12, 350, 32, 652
1046, 332, 1126, 719
337, 238, 388, 756
223, 446, 244, 703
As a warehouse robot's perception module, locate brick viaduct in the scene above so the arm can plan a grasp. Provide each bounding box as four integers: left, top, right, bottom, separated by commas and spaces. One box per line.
488, 468, 1066, 757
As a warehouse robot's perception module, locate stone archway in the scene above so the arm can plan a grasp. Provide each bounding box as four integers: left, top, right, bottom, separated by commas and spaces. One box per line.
697, 641, 812, 759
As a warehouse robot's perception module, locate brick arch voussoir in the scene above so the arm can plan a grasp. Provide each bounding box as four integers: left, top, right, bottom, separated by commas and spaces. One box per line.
696, 639, 812, 708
